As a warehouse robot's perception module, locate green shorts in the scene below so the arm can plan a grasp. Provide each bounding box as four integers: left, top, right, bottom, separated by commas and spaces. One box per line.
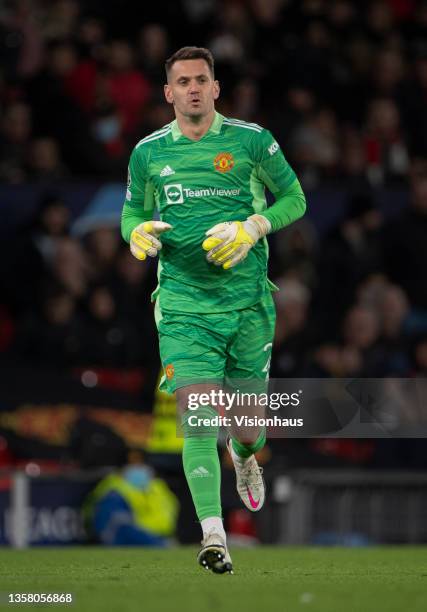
155, 291, 276, 394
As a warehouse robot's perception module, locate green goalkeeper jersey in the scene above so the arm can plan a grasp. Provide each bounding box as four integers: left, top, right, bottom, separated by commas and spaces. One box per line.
121, 112, 306, 314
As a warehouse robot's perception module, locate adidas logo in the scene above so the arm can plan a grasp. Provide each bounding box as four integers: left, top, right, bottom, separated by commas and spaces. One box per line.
160, 165, 175, 177
189, 466, 213, 479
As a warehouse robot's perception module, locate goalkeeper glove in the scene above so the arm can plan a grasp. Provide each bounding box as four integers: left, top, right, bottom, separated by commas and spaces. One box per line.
130, 221, 172, 261
202, 215, 271, 269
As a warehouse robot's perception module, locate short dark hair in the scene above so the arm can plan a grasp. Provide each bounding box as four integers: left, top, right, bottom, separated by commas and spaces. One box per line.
165, 46, 215, 79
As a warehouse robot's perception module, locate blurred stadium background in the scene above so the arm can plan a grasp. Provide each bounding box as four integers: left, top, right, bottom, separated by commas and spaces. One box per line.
1, 0, 427, 559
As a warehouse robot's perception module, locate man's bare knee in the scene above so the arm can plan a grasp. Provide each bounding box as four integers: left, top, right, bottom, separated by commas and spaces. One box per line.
230, 428, 262, 446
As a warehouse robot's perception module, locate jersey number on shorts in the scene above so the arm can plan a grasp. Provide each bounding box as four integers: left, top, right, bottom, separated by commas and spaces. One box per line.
262, 342, 273, 380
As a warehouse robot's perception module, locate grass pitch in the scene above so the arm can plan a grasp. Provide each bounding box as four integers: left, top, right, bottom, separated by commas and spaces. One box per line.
0, 547, 426, 612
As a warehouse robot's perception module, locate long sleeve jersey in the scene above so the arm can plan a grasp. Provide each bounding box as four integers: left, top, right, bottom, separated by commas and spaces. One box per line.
121, 112, 306, 313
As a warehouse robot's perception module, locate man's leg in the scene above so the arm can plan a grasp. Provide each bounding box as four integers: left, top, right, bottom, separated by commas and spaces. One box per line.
230, 424, 266, 458
226, 290, 276, 511
155, 305, 236, 573
177, 385, 223, 529
177, 384, 232, 573
227, 398, 267, 512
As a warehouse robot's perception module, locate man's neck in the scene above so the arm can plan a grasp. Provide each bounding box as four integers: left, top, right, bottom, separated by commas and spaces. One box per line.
176, 110, 216, 141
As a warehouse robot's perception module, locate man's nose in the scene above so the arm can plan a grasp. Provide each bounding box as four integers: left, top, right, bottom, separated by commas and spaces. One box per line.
189, 80, 200, 93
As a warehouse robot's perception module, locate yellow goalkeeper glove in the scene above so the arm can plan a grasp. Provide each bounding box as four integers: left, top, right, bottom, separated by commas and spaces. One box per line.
202, 215, 271, 270
130, 221, 172, 261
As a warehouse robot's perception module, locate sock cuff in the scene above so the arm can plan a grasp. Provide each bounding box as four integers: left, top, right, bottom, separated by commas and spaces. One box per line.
231, 427, 266, 458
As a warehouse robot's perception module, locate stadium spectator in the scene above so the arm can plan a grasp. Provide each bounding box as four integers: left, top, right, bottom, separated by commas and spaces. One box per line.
365, 0, 396, 44
52, 236, 93, 299
342, 304, 389, 375
270, 218, 318, 288
412, 333, 427, 375
380, 285, 414, 339
137, 24, 170, 86
80, 284, 142, 367
271, 278, 313, 378
52, 40, 98, 115
0, 0, 43, 79
3, 193, 70, 313
25, 39, 120, 176
110, 246, 157, 328
0, 102, 32, 183
102, 40, 151, 136
109, 248, 160, 395
28, 136, 69, 181
339, 128, 369, 188
327, 0, 358, 43
76, 16, 107, 64
32, 193, 70, 237
83, 449, 179, 547
84, 227, 121, 282
231, 78, 259, 123
315, 193, 384, 328
372, 48, 405, 100
363, 97, 410, 185
384, 168, 427, 308
208, 1, 249, 73
12, 284, 84, 367
372, 283, 413, 374
69, 423, 179, 545
271, 86, 317, 161
40, 0, 80, 41
306, 343, 362, 378
290, 107, 340, 186
91, 90, 124, 158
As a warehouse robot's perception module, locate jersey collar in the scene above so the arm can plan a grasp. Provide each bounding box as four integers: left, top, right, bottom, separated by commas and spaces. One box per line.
171, 111, 224, 141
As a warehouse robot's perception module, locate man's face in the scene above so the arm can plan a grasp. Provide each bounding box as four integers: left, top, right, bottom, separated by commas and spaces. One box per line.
164, 59, 219, 119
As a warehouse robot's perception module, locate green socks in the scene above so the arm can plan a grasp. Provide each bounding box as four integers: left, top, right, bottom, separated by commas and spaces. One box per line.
231, 427, 266, 459
182, 406, 221, 521
181, 409, 266, 521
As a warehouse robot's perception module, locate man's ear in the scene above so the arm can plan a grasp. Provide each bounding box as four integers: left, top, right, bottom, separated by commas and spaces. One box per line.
164, 83, 174, 104
213, 80, 220, 100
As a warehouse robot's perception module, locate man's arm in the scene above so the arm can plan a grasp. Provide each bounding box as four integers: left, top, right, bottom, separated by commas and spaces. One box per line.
121, 146, 172, 260
258, 178, 306, 233
202, 129, 306, 269
121, 146, 155, 243
254, 130, 306, 232
121, 206, 154, 244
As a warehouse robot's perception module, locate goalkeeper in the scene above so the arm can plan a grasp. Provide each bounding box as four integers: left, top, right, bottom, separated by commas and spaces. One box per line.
121, 47, 306, 574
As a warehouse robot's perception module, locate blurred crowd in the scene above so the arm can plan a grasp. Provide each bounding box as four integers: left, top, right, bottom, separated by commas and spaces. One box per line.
1, 193, 160, 373
0, 0, 427, 186
1, 0, 427, 471
270, 168, 427, 380
0, 0, 427, 476
0, 0, 426, 377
